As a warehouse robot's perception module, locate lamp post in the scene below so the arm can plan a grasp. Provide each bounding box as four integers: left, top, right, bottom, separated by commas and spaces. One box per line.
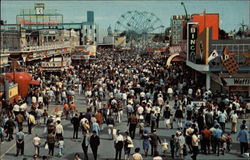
181, 2, 189, 20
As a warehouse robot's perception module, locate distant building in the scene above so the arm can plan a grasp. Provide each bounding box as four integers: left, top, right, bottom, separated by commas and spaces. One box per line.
81, 11, 98, 45
170, 15, 191, 45
16, 3, 63, 30
0, 25, 21, 51
87, 11, 94, 25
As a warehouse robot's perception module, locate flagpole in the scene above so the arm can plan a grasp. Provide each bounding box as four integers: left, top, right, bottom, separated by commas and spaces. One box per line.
204, 10, 206, 31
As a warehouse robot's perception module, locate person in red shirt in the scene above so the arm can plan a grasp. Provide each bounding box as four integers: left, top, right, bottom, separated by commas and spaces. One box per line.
201, 126, 211, 154
96, 110, 103, 130
64, 103, 70, 119
69, 102, 76, 118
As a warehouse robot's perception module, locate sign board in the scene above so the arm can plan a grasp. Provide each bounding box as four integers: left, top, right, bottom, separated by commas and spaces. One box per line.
187, 22, 198, 63
1, 56, 9, 66
75, 45, 96, 57
191, 101, 206, 107
41, 67, 63, 71
41, 61, 69, 67
195, 27, 210, 64
169, 46, 182, 54
72, 54, 90, 60
9, 85, 18, 99
8, 27, 18, 30
224, 78, 250, 86
48, 50, 54, 55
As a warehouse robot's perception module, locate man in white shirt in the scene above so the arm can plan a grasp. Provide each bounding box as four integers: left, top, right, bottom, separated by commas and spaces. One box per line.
114, 130, 124, 160
122, 92, 127, 106
56, 121, 64, 140
32, 96, 37, 105
137, 105, 144, 115
157, 95, 164, 107
13, 104, 20, 116
33, 134, 41, 156
230, 111, 238, 133
188, 88, 193, 98
167, 87, 173, 100
140, 91, 145, 103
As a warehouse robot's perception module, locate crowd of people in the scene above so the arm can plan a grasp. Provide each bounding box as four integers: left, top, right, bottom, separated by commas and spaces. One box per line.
0, 49, 249, 160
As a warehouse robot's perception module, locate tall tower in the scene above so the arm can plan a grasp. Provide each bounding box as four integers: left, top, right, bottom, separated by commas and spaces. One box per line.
87, 11, 94, 25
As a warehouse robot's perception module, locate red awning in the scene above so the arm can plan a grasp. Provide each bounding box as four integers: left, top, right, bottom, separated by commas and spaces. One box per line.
172, 57, 184, 62
29, 80, 40, 85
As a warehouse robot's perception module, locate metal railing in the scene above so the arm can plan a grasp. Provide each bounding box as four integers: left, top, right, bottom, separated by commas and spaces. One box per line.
21, 43, 77, 51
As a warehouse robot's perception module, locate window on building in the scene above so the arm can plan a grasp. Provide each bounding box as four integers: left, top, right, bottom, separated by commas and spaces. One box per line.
239, 44, 243, 51
90, 25, 92, 29
243, 45, 248, 52
95, 37, 97, 41
86, 29, 87, 33
95, 29, 97, 33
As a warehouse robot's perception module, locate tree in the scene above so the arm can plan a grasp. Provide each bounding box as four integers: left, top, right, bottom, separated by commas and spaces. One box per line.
219, 28, 229, 40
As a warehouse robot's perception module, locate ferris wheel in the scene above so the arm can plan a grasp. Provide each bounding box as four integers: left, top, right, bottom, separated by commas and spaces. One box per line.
114, 11, 164, 44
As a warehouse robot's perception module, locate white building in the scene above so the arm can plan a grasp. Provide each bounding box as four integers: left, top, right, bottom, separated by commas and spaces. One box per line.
81, 11, 99, 45
82, 23, 98, 45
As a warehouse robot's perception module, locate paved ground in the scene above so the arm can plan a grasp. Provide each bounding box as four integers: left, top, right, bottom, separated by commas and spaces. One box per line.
0, 93, 249, 160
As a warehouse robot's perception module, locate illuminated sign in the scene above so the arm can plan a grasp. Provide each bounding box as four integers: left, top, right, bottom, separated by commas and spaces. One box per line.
187, 23, 198, 63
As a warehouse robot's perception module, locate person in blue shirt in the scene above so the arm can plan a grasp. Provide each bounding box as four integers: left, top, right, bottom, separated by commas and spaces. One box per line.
237, 124, 249, 155
212, 125, 223, 156
218, 111, 227, 133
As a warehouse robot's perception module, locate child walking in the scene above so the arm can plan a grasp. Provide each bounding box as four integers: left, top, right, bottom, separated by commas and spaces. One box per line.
58, 137, 64, 157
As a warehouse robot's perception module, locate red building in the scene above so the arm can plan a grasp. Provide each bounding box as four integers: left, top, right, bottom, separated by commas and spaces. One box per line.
192, 12, 219, 40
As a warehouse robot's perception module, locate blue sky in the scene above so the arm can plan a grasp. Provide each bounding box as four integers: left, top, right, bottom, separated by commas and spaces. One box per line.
1, 0, 249, 34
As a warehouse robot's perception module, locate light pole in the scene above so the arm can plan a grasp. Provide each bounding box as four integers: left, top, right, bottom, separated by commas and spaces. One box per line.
181, 2, 189, 20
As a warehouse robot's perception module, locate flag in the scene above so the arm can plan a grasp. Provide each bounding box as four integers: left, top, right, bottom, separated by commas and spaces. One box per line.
222, 46, 229, 60
208, 50, 219, 63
